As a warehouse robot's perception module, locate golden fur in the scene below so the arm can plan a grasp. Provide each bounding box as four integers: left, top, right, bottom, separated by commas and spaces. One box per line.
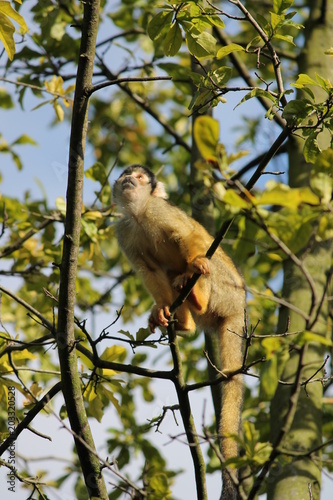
113, 165, 245, 499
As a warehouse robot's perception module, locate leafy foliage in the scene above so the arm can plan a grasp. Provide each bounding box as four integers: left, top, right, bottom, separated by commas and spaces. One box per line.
0, 0, 333, 499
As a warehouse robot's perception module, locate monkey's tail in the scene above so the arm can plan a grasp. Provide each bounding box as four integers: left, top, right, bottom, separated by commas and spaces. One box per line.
219, 314, 244, 499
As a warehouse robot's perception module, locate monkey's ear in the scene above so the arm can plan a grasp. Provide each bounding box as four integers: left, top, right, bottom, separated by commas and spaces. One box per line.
152, 181, 168, 199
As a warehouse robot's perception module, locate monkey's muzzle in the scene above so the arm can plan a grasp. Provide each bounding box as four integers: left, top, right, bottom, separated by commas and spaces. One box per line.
120, 176, 137, 189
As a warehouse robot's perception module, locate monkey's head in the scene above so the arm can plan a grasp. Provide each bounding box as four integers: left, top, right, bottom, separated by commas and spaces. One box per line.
113, 165, 167, 214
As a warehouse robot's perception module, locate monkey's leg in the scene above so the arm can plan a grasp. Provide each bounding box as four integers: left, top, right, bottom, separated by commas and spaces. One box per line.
173, 273, 210, 314
173, 302, 196, 334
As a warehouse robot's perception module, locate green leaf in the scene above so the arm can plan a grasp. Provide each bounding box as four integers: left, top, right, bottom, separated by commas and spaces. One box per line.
88, 394, 104, 422
207, 15, 225, 29
216, 43, 244, 59
303, 133, 320, 163
81, 218, 98, 242
223, 190, 249, 209
189, 88, 212, 112
163, 22, 182, 56
254, 182, 319, 208
136, 327, 152, 342
311, 171, 333, 204
183, 23, 216, 58
270, 12, 284, 31
235, 88, 276, 109
100, 345, 127, 363
212, 66, 233, 86
268, 209, 318, 254
148, 11, 173, 41
85, 162, 107, 183
315, 73, 332, 92
193, 116, 219, 160
291, 73, 318, 88
273, 0, 294, 15
260, 338, 289, 400
0, 87, 14, 108
273, 33, 295, 45
150, 473, 170, 497
158, 62, 193, 94
246, 36, 262, 51
296, 331, 332, 347
118, 329, 135, 341
260, 356, 278, 400
282, 99, 310, 125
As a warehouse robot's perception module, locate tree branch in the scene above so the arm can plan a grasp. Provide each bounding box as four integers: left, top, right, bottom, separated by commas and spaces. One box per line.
0, 217, 56, 259
95, 58, 191, 152
55, 1, 108, 498
167, 325, 208, 499
229, 0, 288, 106
212, 28, 286, 128
0, 382, 62, 456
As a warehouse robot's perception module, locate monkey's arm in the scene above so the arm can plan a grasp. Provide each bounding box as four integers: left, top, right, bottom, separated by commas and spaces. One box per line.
131, 254, 176, 331
162, 208, 212, 275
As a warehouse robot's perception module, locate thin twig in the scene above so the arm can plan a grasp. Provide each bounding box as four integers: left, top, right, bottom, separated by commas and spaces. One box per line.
0, 77, 74, 103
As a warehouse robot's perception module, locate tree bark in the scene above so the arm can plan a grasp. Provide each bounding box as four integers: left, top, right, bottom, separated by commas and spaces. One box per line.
268, 1, 333, 498
56, 1, 108, 498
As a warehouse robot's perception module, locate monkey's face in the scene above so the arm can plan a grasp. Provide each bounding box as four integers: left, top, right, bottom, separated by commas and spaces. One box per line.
113, 167, 156, 214
113, 166, 167, 214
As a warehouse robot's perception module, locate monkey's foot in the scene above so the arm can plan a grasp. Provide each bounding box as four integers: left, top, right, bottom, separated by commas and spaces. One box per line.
148, 305, 170, 332
174, 327, 196, 337
172, 273, 191, 291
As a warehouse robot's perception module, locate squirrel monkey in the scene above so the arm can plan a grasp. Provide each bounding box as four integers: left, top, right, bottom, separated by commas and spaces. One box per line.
113, 165, 245, 499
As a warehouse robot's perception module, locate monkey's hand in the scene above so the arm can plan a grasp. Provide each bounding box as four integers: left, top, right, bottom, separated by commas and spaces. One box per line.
189, 256, 210, 275
173, 257, 210, 292
149, 305, 171, 332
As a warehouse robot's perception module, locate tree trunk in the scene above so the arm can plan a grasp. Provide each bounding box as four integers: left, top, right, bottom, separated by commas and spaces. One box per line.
268, 1, 333, 498
56, 1, 109, 498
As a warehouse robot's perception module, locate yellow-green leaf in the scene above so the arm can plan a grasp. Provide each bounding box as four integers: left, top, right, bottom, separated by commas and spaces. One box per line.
297, 331, 332, 347
260, 356, 278, 400
101, 345, 127, 363
0, 1, 28, 32
0, 11, 15, 60
223, 189, 249, 209
217, 43, 244, 59
193, 116, 219, 160
88, 394, 104, 422
0, 1, 28, 60
56, 196, 66, 215
84, 211, 103, 221
53, 101, 64, 121
291, 73, 318, 88
254, 182, 319, 209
